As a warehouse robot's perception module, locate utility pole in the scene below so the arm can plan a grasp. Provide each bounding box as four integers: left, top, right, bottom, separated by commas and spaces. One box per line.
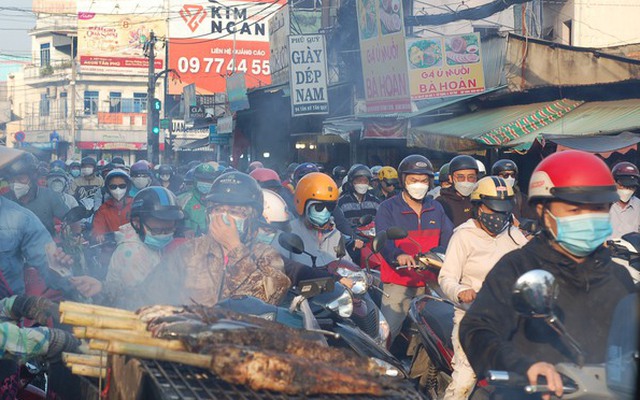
70, 34, 77, 159
145, 31, 158, 163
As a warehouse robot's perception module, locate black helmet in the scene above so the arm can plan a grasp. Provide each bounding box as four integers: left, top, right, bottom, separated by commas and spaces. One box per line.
491, 159, 519, 176
81, 157, 97, 167
332, 166, 347, 181
439, 163, 450, 183
68, 161, 81, 169
449, 155, 478, 174
4, 152, 39, 178
111, 156, 125, 166
293, 162, 320, 185
131, 187, 184, 222
347, 164, 373, 184
205, 172, 264, 215
398, 155, 435, 182
158, 165, 174, 176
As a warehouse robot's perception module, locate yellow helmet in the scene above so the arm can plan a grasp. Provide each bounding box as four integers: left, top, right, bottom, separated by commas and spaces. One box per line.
378, 166, 399, 183
471, 176, 515, 212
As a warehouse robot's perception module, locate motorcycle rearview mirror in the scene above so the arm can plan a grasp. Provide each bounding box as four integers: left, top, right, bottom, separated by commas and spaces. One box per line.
358, 214, 373, 227
512, 269, 586, 366
371, 231, 387, 254
278, 232, 305, 255
512, 269, 558, 317
335, 236, 347, 259
386, 227, 408, 240
63, 206, 92, 224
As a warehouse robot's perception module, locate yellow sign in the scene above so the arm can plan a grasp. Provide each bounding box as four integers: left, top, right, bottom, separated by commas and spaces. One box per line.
406, 33, 485, 100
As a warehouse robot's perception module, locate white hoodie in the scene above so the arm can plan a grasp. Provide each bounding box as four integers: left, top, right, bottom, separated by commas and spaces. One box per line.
438, 219, 527, 303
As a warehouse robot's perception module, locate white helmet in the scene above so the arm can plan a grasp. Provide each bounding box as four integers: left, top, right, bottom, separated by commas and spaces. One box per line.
476, 159, 486, 178
262, 189, 290, 223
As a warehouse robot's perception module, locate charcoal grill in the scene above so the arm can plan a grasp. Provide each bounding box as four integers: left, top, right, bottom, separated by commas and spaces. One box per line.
139, 359, 426, 400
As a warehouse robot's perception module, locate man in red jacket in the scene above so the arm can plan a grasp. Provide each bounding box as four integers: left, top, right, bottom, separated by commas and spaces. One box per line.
375, 155, 454, 343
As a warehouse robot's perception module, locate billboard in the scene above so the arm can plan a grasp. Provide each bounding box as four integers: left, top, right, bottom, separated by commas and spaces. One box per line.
77, 0, 166, 75
355, 0, 411, 113
406, 33, 485, 100
268, 5, 290, 85
168, 0, 285, 95
289, 35, 329, 117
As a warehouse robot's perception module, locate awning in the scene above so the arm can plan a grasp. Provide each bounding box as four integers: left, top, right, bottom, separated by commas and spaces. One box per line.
408, 99, 583, 152
548, 131, 640, 157
508, 99, 640, 150
175, 137, 212, 151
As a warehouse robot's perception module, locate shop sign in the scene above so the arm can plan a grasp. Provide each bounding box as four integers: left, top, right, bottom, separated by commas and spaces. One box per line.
289, 34, 329, 117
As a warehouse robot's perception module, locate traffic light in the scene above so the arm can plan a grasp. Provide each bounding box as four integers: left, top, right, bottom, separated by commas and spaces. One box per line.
151, 98, 161, 135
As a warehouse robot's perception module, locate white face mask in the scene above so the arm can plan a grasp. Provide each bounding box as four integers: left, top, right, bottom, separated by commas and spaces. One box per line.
110, 188, 127, 201
12, 182, 30, 199
81, 167, 94, 177
504, 176, 516, 188
406, 182, 429, 200
617, 188, 635, 203
454, 181, 476, 197
49, 180, 65, 193
354, 183, 369, 195
132, 176, 151, 189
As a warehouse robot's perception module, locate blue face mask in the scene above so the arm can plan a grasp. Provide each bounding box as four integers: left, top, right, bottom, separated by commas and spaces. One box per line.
308, 207, 332, 227
256, 230, 276, 245
218, 212, 248, 240
547, 211, 612, 257
70, 170, 81, 178
144, 232, 173, 250
196, 182, 213, 195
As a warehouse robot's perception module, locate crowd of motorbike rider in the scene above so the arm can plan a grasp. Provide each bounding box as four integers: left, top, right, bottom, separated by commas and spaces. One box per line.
0, 149, 637, 399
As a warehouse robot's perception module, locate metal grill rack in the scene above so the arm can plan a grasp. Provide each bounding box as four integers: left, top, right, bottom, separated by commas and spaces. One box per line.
140, 359, 426, 400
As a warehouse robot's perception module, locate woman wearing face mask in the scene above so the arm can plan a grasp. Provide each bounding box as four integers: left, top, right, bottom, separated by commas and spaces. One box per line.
438, 176, 527, 400
437, 155, 479, 227
460, 151, 636, 400
283, 172, 353, 267
70, 187, 185, 310
46, 167, 79, 210
128, 160, 156, 197
69, 157, 104, 209
91, 169, 133, 242
375, 155, 454, 344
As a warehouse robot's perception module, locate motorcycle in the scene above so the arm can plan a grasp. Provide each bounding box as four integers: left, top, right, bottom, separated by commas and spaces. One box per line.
278, 232, 392, 348
607, 232, 640, 285
484, 269, 638, 399
350, 215, 385, 270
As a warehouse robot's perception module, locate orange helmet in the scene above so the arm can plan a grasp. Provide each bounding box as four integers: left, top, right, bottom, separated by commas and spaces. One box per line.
294, 172, 338, 215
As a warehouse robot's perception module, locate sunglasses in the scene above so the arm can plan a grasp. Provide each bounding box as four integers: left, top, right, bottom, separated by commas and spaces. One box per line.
310, 202, 336, 212
108, 184, 127, 190
143, 223, 176, 235
499, 172, 517, 179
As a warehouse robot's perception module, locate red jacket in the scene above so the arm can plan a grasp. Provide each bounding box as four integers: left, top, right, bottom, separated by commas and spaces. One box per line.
92, 197, 133, 237
375, 194, 454, 287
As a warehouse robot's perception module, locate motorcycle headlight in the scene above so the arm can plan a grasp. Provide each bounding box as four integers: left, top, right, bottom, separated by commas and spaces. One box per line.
336, 268, 368, 295
326, 289, 354, 318
377, 311, 390, 348
372, 358, 402, 377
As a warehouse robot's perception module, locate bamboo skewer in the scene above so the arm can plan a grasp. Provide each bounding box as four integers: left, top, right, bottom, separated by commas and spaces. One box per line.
74, 327, 185, 351
107, 341, 212, 370
60, 301, 137, 319
61, 311, 147, 331
70, 364, 107, 379
63, 353, 107, 368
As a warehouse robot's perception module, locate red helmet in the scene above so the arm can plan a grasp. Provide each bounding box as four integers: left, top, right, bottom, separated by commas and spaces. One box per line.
611, 162, 640, 187
528, 150, 618, 204
250, 168, 281, 188
247, 161, 264, 173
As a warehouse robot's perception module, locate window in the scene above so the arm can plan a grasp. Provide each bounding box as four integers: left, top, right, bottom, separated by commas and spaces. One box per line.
133, 93, 147, 113
84, 91, 99, 115
39, 93, 50, 117
60, 92, 68, 118
109, 92, 122, 113
40, 43, 50, 67
563, 20, 573, 46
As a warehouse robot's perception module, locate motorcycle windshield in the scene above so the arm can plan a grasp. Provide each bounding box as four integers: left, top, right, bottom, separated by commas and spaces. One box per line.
606, 292, 638, 399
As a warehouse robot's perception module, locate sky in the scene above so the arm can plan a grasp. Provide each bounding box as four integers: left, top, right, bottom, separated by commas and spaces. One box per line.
0, 0, 35, 80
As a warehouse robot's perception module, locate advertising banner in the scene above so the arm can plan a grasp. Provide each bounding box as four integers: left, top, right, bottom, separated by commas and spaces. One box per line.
227, 73, 250, 112
169, 0, 285, 95
33, 0, 76, 14
406, 33, 485, 100
289, 35, 329, 117
355, 0, 411, 113
77, 0, 166, 75
269, 5, 290, 85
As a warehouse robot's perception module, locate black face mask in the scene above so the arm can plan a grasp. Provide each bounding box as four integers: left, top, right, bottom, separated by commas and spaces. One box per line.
478, 209, 510, 235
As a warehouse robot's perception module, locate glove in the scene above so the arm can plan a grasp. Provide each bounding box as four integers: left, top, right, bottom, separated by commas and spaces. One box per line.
46, 328, 81, 362
11, 295, 60, 325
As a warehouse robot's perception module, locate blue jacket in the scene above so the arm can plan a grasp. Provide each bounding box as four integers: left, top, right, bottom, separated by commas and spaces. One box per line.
0, 197, 53, 294
375, 193, 454, 286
